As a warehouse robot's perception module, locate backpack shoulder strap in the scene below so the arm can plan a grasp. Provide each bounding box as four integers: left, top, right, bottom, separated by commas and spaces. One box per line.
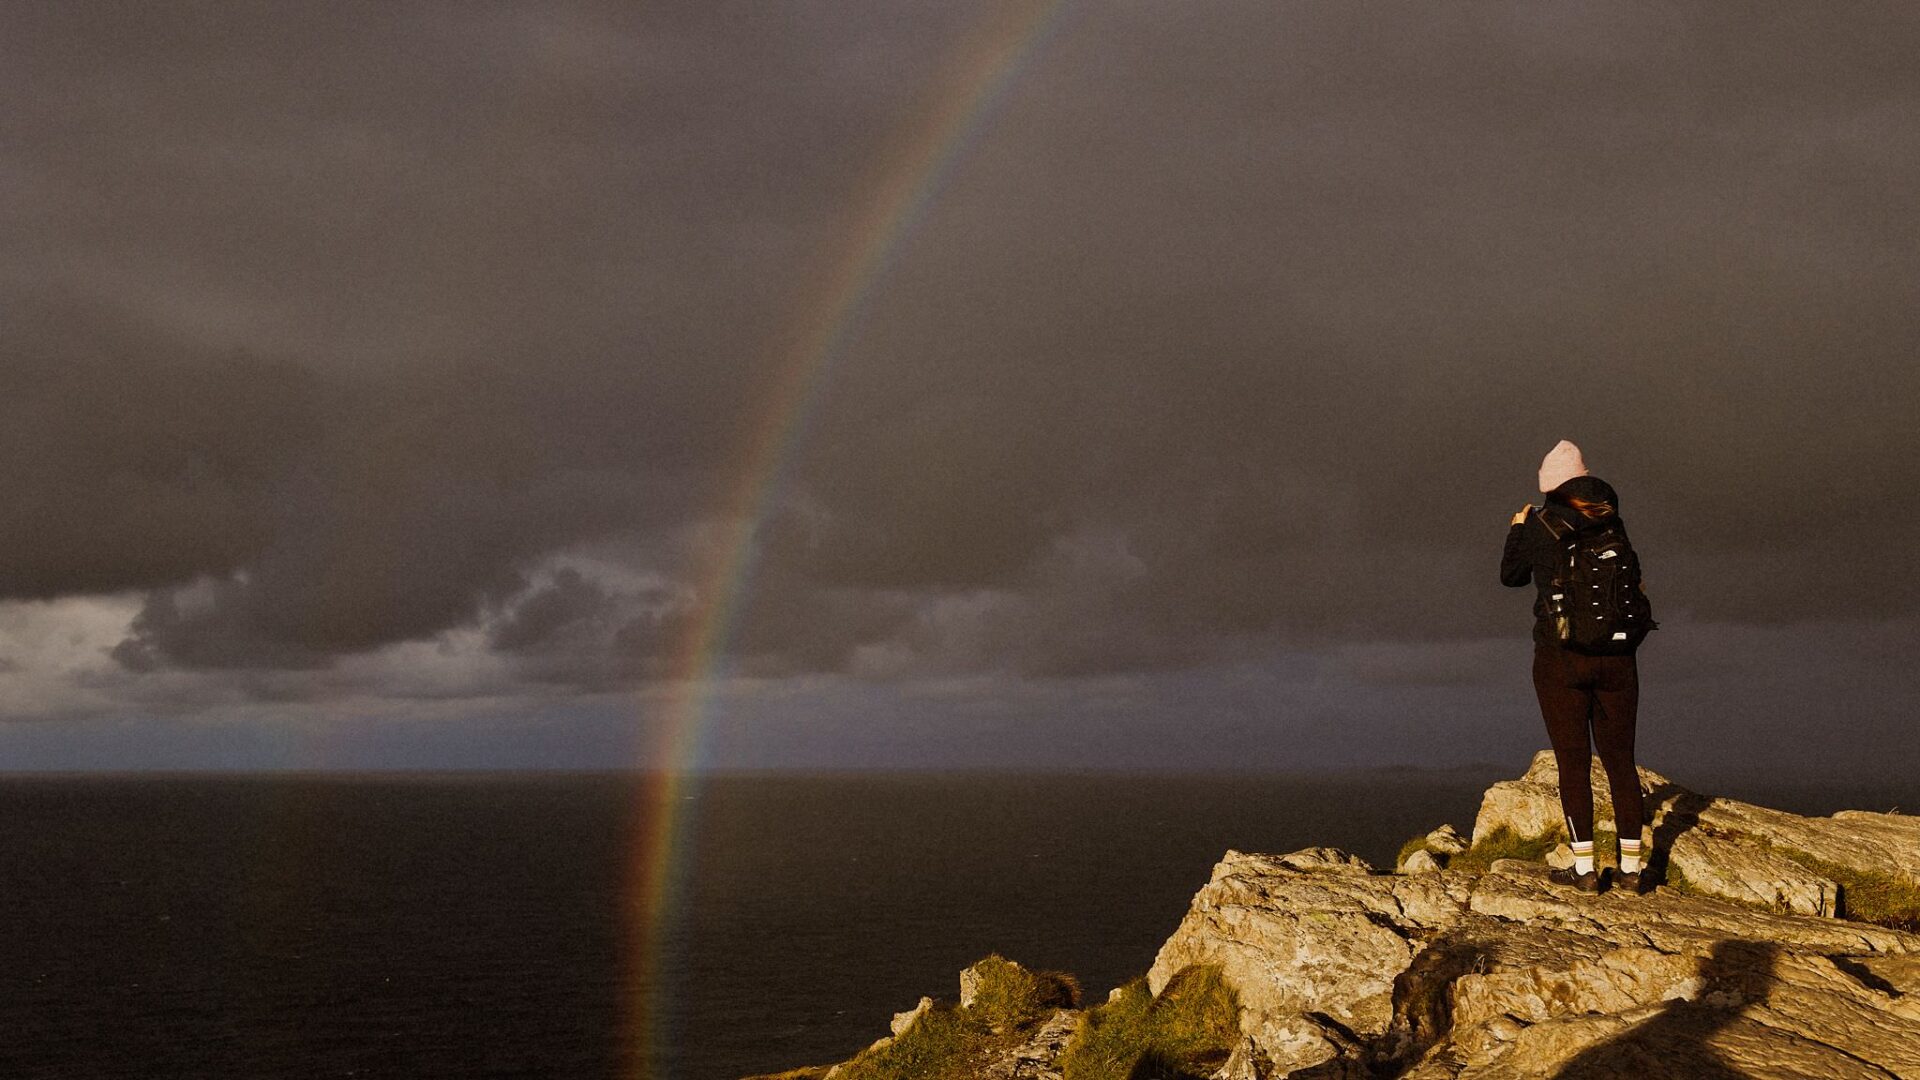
1534, 506, 1570, 540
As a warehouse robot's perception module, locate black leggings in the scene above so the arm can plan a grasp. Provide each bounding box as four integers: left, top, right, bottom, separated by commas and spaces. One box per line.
1532, 642, 1645, 844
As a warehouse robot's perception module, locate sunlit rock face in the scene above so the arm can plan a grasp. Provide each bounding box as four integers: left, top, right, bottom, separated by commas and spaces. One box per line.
1146, 752, 1920, 1079
1473, 749, 1920, 918
754, 757, 1920, 1080
1154, 846, 1920, 1078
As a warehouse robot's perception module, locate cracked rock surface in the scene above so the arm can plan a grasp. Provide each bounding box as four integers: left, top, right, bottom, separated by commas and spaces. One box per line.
1473, 751, 1920, 919
1149, 848, 1920, 1078
755, 757, 1920, 1080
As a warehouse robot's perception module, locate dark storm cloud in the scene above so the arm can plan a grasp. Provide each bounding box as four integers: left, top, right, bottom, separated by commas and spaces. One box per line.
4, 3, 1918, 700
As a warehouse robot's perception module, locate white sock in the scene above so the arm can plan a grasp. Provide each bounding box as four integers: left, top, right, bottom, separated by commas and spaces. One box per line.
1620, 838, 1643, 874
1572, 840, 1595, 875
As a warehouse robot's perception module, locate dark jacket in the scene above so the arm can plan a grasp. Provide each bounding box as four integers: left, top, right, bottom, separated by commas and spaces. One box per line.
1501, 477, 1629, 647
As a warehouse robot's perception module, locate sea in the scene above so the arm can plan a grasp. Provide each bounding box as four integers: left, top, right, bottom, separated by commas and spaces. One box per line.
3, 768, 1914, 1080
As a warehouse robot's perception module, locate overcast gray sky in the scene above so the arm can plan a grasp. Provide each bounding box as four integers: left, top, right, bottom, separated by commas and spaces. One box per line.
4, 2, 1917, 776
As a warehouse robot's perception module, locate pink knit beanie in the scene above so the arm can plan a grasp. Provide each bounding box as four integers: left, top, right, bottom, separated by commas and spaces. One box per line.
1537, 440, 1589, 493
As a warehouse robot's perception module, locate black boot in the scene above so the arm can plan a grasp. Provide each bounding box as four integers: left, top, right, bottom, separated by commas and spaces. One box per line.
1549, 865, 1609, 893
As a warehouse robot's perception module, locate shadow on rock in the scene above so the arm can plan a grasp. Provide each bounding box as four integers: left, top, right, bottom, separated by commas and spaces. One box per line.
1550, 939, 1779, 1080
1644, 784, 1712, 888
1372, 935, 1492, 1077
1831, 955, 1903, 999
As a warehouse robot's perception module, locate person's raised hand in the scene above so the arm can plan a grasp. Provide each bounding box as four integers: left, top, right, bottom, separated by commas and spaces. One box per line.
1511, 503, 1533, 526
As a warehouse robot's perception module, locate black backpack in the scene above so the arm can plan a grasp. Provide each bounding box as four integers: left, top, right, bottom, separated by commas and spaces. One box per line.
1536, 510, 1657, 655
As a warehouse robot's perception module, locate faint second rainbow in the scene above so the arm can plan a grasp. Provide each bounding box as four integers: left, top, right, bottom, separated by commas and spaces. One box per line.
625, 4, 1071, 1074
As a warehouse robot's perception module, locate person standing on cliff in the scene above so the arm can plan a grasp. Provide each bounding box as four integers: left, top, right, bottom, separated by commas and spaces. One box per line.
1500, 440, 1652, 895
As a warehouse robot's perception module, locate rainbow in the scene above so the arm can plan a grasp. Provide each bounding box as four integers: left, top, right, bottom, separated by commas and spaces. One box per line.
624, 4, 1070, 1074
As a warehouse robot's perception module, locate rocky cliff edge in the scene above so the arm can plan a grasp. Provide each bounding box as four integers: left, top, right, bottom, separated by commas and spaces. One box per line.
750, 752, 1920, 1080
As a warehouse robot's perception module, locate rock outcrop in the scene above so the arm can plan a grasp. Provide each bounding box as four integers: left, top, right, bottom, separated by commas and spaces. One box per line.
1150, 848, 1920, 1078
976, 1008, 1080, 1080
752, 757, 1920, 1080
1425, 824, 1469, 859
1476, 750, 1920, 920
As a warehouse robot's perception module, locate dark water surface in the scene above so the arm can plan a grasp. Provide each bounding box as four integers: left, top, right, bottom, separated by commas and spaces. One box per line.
3, 769, 1913, 1079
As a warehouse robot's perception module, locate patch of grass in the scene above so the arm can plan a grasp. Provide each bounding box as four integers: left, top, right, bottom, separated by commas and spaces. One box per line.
833, 1006, 983, 1080
833, 955, 1078, 1080
1661, 861, 1697, 896
1593, 827, 1618, 864
966, 955, 1080, 1030
1447, 827, 1558, 874
1059, 966, 1240, 1080
1444, 826, 1627, 875
1396, 834, 1432, 868
1772, 850, 1920, 933
740, 1070, 833, 1080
